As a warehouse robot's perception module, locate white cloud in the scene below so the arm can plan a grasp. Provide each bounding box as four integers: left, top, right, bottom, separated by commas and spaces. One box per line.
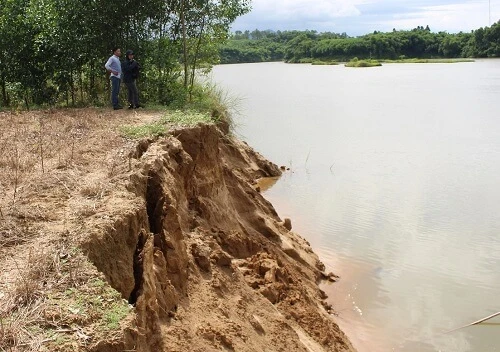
382, 2, 500, 32
251, 0, 362, 19
233, 0, 366, 31
232, 0, 500, 34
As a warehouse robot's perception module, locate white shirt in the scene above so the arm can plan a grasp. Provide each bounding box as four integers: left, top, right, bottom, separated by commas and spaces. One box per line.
105, 55, 122, 79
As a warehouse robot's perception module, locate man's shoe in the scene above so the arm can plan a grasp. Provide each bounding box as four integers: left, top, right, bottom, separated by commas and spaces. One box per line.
128, 104, 134, 109
113, 106, 123, 110
133, 104, 142, 109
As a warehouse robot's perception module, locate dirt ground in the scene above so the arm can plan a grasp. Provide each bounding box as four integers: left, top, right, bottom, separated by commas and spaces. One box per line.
0, 108, 356, 352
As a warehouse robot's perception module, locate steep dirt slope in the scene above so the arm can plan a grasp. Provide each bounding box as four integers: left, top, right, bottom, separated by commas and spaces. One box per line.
0, 109, 355, 352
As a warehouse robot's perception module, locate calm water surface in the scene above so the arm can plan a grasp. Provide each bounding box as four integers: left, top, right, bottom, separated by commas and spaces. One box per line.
211, 61, 500, 352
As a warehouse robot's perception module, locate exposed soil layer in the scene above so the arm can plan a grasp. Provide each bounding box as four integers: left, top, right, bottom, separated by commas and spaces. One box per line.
0, 108, 355, 352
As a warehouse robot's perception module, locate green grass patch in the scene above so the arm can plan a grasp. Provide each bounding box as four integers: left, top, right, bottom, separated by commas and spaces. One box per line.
102, 301, 131, 330
285, 58, 313, 64
47, 277, 132, 331
286, 58, 339, 65
119, 122, 167, 139
161, 109, 215, 127
119, 110, 215, 139
381, 58, 475, 63
311, 60, 339, 65
345, 57, 382, 67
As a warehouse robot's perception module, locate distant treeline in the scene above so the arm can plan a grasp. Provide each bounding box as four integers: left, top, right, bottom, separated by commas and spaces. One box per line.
220, 21, 500, 64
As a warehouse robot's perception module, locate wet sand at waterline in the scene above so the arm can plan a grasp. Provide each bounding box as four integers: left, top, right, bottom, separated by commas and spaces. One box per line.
212, 60, 500, 351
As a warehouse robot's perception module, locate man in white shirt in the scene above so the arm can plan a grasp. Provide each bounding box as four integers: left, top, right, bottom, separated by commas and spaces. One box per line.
105, 47, 123, 110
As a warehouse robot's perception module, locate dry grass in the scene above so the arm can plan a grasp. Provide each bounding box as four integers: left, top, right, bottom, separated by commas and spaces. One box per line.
0, 108, 146, 351
0, 240, 126, 352
0, 299, 46, 352
0, 220, 39, 248
0, 109, 140, 218
0, 111, 88, 207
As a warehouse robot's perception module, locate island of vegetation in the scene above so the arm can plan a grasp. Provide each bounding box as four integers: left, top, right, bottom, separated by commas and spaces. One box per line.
345, 58, 382, 67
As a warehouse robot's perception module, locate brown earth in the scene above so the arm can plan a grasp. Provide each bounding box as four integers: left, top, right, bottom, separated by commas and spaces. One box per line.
0, 108, 356, 352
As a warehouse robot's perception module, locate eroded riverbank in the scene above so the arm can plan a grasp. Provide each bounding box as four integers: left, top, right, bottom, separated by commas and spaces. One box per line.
0, 109, 355, 351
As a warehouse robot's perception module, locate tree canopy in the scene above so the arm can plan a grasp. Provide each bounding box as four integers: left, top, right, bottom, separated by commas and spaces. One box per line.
0, 0, 250, 108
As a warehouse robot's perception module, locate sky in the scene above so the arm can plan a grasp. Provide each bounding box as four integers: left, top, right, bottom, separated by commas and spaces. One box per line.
231, 0, 500, 36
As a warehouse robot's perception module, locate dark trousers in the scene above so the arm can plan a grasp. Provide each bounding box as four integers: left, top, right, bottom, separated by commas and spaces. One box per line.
125, 80, 139, 107
110, 76, 121, 108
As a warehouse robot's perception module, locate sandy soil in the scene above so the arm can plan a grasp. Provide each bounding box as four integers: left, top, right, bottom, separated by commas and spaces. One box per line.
0, 108, 355, 352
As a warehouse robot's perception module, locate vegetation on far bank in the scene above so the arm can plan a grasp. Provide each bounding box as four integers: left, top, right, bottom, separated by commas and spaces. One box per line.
220, 21, 500, 64
291, 58, 339, 65
381, 58, 475, 63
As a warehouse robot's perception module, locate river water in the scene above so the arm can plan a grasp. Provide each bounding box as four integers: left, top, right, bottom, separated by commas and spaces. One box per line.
211, 61, 500, 352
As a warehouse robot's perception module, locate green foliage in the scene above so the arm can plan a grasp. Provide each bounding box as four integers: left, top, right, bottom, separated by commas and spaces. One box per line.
220, 22, 500, 64
345, 58, 382, 67
0, 0, 250, 109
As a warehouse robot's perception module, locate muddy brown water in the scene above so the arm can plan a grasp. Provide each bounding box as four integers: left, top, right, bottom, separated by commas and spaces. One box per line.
212, 60, 500, 352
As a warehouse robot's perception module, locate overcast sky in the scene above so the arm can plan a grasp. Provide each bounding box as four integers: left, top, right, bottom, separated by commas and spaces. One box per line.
232, 0, 500, 36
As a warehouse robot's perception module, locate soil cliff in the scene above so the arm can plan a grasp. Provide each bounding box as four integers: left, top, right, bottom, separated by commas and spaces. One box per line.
0, 109, 355, 352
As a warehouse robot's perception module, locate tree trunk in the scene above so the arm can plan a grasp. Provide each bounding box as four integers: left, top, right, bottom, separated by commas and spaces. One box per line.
70, 68, 75, 106
24, 93, 30, 111
90, 60, 98, 103
79, 70, 84, 103
1, 72, 8, 106
189, 17, 206, 101
181, 0, 189, 89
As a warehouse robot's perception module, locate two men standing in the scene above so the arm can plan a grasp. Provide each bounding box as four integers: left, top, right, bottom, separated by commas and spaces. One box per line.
105, 47, 141, 110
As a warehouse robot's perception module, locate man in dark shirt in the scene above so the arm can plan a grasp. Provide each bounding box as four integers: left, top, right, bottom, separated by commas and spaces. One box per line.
122, 50, 141, 109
